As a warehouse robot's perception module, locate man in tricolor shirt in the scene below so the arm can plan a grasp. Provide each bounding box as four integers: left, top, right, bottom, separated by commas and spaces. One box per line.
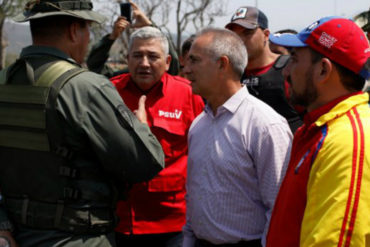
266, 17, 370, 247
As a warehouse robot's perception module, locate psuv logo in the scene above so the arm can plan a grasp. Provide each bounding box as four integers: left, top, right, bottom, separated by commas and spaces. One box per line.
158, 109, 182, 119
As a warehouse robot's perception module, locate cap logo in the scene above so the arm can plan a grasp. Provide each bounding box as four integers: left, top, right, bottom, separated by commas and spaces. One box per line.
232, 7, 247, 21
365, 47, 370, 53
318, 32, 337, 49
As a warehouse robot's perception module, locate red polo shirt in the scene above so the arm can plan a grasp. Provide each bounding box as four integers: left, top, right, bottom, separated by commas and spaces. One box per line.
110, 72, 204, 234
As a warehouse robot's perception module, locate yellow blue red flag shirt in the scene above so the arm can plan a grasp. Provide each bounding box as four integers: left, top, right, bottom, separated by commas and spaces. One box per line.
267, 92, 370, 247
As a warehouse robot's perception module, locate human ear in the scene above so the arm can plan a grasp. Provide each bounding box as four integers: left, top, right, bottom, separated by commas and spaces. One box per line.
68, 22, 79, 43
320, 58, 332, 76
316, 58, 333, 83
218, 56, 229, 70
263, 29, 271, 46
263, 28, 270, 37
165, 54, 172, 71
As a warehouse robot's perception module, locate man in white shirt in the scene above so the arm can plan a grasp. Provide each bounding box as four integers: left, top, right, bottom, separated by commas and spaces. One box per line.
182, 27, 292, 247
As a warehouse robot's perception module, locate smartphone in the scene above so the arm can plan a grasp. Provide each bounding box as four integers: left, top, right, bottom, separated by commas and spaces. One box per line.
120, 3, 132, 23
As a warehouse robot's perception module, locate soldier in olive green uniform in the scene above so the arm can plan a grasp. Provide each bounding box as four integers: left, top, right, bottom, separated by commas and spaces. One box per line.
0, 0, 164, 246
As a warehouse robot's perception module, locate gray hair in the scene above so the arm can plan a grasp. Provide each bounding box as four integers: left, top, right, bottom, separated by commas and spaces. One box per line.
129, 26, 169, 56
196, 27, 248, 77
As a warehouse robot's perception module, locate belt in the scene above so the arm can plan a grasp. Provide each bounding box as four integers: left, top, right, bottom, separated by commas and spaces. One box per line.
196, 238, 262, 247
4, 197, 117, 234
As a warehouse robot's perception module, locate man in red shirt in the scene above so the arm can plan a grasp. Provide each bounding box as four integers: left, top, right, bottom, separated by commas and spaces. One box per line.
110, 26, 204, 247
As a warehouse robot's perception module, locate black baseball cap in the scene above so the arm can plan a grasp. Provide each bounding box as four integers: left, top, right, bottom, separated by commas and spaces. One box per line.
225, 6, 268, 30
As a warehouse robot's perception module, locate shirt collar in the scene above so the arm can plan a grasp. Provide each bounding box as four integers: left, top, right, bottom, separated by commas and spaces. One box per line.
121, 72, 168, 96
205, 86, 248, 116
20, 45, 79, 65
304, 92, 366, 126
244, 61, 274, 76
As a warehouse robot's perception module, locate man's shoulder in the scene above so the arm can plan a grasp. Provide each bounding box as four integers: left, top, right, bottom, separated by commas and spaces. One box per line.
57, 70, 122, 116
260, 55, 289, 75
326, 109, 368, 142
165, 73, 191, 88
242, 94, 290, 127
73, 69, 110, 81
257, 54, 290, 75
188, 111, 206, 132
65, 69, 114, 91
273, 55, 290, 70
110, 72, 130, 85
164, 73, 198, 100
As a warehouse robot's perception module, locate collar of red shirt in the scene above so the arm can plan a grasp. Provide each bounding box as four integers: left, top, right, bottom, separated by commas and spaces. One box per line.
118, 72, 170, 96
244, 61, 275, 76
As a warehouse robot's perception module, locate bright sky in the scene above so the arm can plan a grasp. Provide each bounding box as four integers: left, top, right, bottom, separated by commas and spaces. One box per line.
215, 0, 369, 33
93, 0, 369, 37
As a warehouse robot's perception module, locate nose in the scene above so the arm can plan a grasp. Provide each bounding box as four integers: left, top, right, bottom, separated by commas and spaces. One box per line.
139, 56, 150, 67
182, 63, 191, 76
182, 57, 192, 75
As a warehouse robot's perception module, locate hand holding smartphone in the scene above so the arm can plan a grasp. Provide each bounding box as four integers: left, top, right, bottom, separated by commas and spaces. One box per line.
120, 3, 132, 23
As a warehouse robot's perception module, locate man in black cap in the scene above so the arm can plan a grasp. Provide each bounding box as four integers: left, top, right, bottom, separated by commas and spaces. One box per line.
0, 0, 164, 246
226, 6, 302, 133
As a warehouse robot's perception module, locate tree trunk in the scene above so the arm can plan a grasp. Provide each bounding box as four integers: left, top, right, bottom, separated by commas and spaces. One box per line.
0, 18, 4, 70
176, 0, 182, 56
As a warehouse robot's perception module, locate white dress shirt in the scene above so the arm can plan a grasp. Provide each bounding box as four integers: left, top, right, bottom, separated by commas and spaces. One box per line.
183, 86, 292, 246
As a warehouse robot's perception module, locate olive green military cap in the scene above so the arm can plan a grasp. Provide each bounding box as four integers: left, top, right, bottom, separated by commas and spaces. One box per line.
14, 0, 105, 24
